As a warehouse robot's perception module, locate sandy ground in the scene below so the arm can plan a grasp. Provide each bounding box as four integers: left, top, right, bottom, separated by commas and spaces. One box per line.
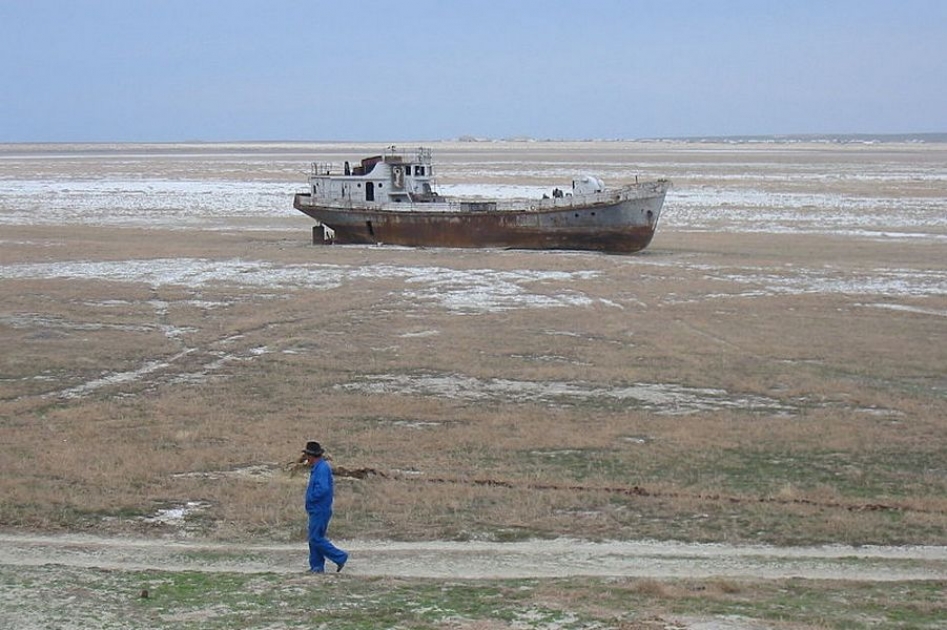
3, 532, 946, 582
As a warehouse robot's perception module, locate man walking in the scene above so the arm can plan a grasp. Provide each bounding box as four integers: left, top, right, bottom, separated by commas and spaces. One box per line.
301, 441, 348, 573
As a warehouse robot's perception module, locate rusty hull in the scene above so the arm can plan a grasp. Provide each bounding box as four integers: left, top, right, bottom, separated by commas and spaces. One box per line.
293, 184, 667, 254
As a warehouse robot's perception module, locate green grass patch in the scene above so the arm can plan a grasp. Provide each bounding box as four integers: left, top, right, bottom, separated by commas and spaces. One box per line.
2, 564, 946, 629
703, 447, 947, 499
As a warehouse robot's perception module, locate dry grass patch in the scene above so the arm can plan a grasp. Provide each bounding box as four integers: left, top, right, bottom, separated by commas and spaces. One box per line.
2, 222, 947, 546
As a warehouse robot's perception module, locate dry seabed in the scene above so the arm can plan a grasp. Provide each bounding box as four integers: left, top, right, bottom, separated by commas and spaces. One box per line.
2, 140, 947, 629
2, 145, 947, 537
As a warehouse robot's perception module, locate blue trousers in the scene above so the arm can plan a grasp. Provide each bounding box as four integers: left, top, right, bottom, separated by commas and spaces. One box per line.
307, 510, 348, 572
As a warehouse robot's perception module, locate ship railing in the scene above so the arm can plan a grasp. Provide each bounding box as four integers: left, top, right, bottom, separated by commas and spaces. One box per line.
310, 162, 335, 176
384, 145, 432, 164
309, 147, 433, 176
306, 180, 666, 212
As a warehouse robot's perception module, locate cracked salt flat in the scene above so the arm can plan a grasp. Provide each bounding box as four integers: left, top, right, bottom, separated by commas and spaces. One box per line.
2, 259, 603, 313
1, 311, 198, 340
6, 254, 945, 309
42, 342, 275, 399
861, 303, 947, 317
666, 187, 947, 239
637, 259, 947, 301
337, 374, 793, 415
731, 267, 947, 297
141, 501, 211, 527
55, 349, 194, 399
0, 178, 297, 229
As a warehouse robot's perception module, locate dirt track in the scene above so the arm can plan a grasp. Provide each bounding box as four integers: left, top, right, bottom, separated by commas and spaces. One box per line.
2, 532, 946, 582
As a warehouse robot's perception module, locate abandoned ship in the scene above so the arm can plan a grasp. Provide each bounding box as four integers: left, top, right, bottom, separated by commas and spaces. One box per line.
293, 146, 669, 254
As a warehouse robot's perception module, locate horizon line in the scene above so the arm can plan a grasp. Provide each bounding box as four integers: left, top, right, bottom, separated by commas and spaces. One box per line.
2, 131, 947, 146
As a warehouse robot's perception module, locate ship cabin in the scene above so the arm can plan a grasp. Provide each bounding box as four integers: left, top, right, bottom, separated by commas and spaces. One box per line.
308, 146, 438, 204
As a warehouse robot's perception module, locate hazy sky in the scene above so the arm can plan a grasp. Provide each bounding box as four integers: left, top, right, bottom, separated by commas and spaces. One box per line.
2, 0, 945, 142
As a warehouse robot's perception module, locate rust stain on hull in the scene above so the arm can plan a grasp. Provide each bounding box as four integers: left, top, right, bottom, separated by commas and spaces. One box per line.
294, 193, 664, 254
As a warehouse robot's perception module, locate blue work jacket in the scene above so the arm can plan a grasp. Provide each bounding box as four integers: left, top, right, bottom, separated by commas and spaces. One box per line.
305, 458, 334, 514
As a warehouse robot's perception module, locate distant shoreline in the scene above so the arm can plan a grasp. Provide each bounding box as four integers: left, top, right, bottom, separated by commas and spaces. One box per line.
1, 133, 946, 149
645, 132, 947, 144
456, 132, 947, 145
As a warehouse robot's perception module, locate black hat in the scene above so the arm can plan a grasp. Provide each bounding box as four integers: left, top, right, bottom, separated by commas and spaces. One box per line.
302, 441, 324, 457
